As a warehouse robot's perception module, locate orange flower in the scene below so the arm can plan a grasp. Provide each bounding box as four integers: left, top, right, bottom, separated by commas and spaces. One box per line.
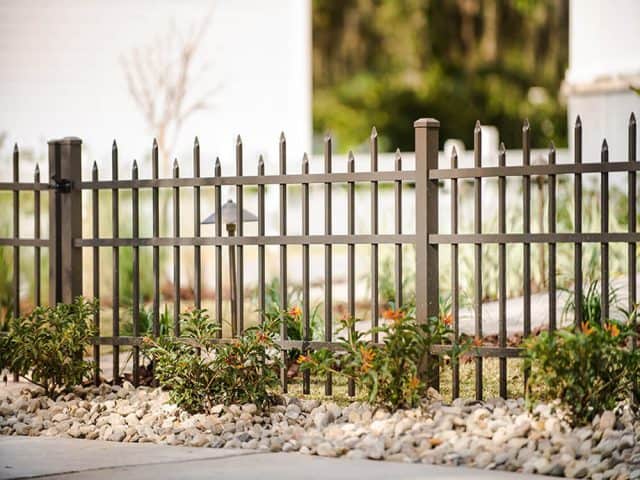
472, 336, 483, 347
360, 345, 375, 363
288, 306, 302, 318
581, 321, 595, 336
296, 354, 309, 364
382, 309, 403, 321
359, 345, 376, 373
604, 322, 620, 338
441, 313, 453, 326
408, 375, 421, 390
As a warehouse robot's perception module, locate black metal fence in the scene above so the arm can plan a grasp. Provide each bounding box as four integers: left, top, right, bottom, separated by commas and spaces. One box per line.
1, 114, 638, 399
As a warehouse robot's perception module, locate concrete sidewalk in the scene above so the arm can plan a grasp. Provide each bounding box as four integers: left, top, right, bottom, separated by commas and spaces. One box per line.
0, 436, 553, 480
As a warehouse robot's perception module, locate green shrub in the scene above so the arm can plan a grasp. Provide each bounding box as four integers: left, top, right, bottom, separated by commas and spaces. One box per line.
144, 309, 282, 413
524, 310, 640, 426
299, 308, 464, 410
0, 297, 97, 396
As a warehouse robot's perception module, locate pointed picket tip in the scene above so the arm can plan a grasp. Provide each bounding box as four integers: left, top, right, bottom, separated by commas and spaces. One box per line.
371, 126, 378, 138
132, 159, 139, 170
451, 145, 458, 158
630, 112, 636, 126
112, 139, 117, 150
92, 160, 98, 171
194, 136, 199, 147
348, 150, 355, 161
215, 157, 221, 168
302, 152, 309, 164
13, 143, 18, 153
522, 118, 530, 131
549, 141, 556, 153
35, 163, 40, 174
173, 158, 179, 170
474, 120, 481, 131
575, 115, 582, 128
601, 139, 608, 151
258, 154, 264, 165
324, 132, 332, 142
236, 134, 242, 146
152, 138, 158, 148
499, 142, 506, 154
279, 131, 286, 143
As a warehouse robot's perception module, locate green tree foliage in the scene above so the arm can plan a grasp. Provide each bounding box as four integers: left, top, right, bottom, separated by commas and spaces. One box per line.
313, 0, 568, 151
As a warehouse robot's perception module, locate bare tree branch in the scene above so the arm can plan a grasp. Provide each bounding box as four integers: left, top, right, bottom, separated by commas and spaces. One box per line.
120, 5, 218, 176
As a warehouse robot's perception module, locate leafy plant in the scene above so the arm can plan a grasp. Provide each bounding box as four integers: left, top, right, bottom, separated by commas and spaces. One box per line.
144, 308, 282, 413
122, 304, 172, 337
262, 302, 321, 363
260, 278, 323, 341
561, 280, 618, 325
0, 297, 98, 396
524, 307, 640, 426
299, 308, 464, 410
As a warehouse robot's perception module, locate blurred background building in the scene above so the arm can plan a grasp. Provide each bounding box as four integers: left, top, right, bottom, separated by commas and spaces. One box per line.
0, 0, 312, 177
564, 0, 640, 161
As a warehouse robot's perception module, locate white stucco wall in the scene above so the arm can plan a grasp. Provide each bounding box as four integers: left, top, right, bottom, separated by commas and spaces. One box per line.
567, 0, 639, 85
566, 0, 640, 160
0, 0, 312, 180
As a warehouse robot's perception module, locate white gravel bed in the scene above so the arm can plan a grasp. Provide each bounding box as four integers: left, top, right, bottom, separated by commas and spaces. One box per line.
0, 383, 638, 479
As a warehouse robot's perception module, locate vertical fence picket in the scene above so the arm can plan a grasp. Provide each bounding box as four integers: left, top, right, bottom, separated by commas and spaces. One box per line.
629, 114, 637, 369
498, 143, 507, 399
324, 134, 333, 395
279, 133, 288, 393
574, 117, 583, 328
214, 159, 223, 336
34, 164, 41, 307
473, 121, 483, 400
152, 140, 160, 338
193, 138, 201, 310
347, 151, 356, 397
12, 144, 19, 319
11, 145, 19, 382
451, 147, 460, 399
548, 144, 557, 332
522, 121, 531, 335
370, 128, 379, 341
236, 136, 245, 334
112, 141, 120, 384
522, 121, 531, 394
173, 159, 181, 336
257, 157, 266, 318
394, 149, 403, 308
92, 162, 100, 385
302, 153, 311, 394
132, 160, 140, 386
600, 140, 609, 323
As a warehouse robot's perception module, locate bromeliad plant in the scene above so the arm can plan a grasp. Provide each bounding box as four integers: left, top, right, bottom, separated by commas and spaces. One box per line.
299, 307, 465, 410
143, 308, 282, 413
524, 306, 640, 426
0, 297, 98, 397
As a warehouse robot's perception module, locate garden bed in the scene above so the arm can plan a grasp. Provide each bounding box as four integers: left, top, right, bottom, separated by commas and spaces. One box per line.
1, 383, 638, 480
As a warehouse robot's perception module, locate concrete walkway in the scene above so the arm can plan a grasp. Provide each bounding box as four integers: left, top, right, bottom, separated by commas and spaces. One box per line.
0, 436, 553, 480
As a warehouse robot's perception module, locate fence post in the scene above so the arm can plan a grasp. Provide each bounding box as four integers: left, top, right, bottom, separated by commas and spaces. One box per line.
48, 137, 83, 305
414, 118, 440, 388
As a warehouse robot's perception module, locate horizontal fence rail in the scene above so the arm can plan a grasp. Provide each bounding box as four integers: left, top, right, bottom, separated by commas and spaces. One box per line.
1, 113, 638, 402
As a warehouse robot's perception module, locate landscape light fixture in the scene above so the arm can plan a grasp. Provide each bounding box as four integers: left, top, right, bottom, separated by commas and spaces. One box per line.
202, 199, 257, 337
